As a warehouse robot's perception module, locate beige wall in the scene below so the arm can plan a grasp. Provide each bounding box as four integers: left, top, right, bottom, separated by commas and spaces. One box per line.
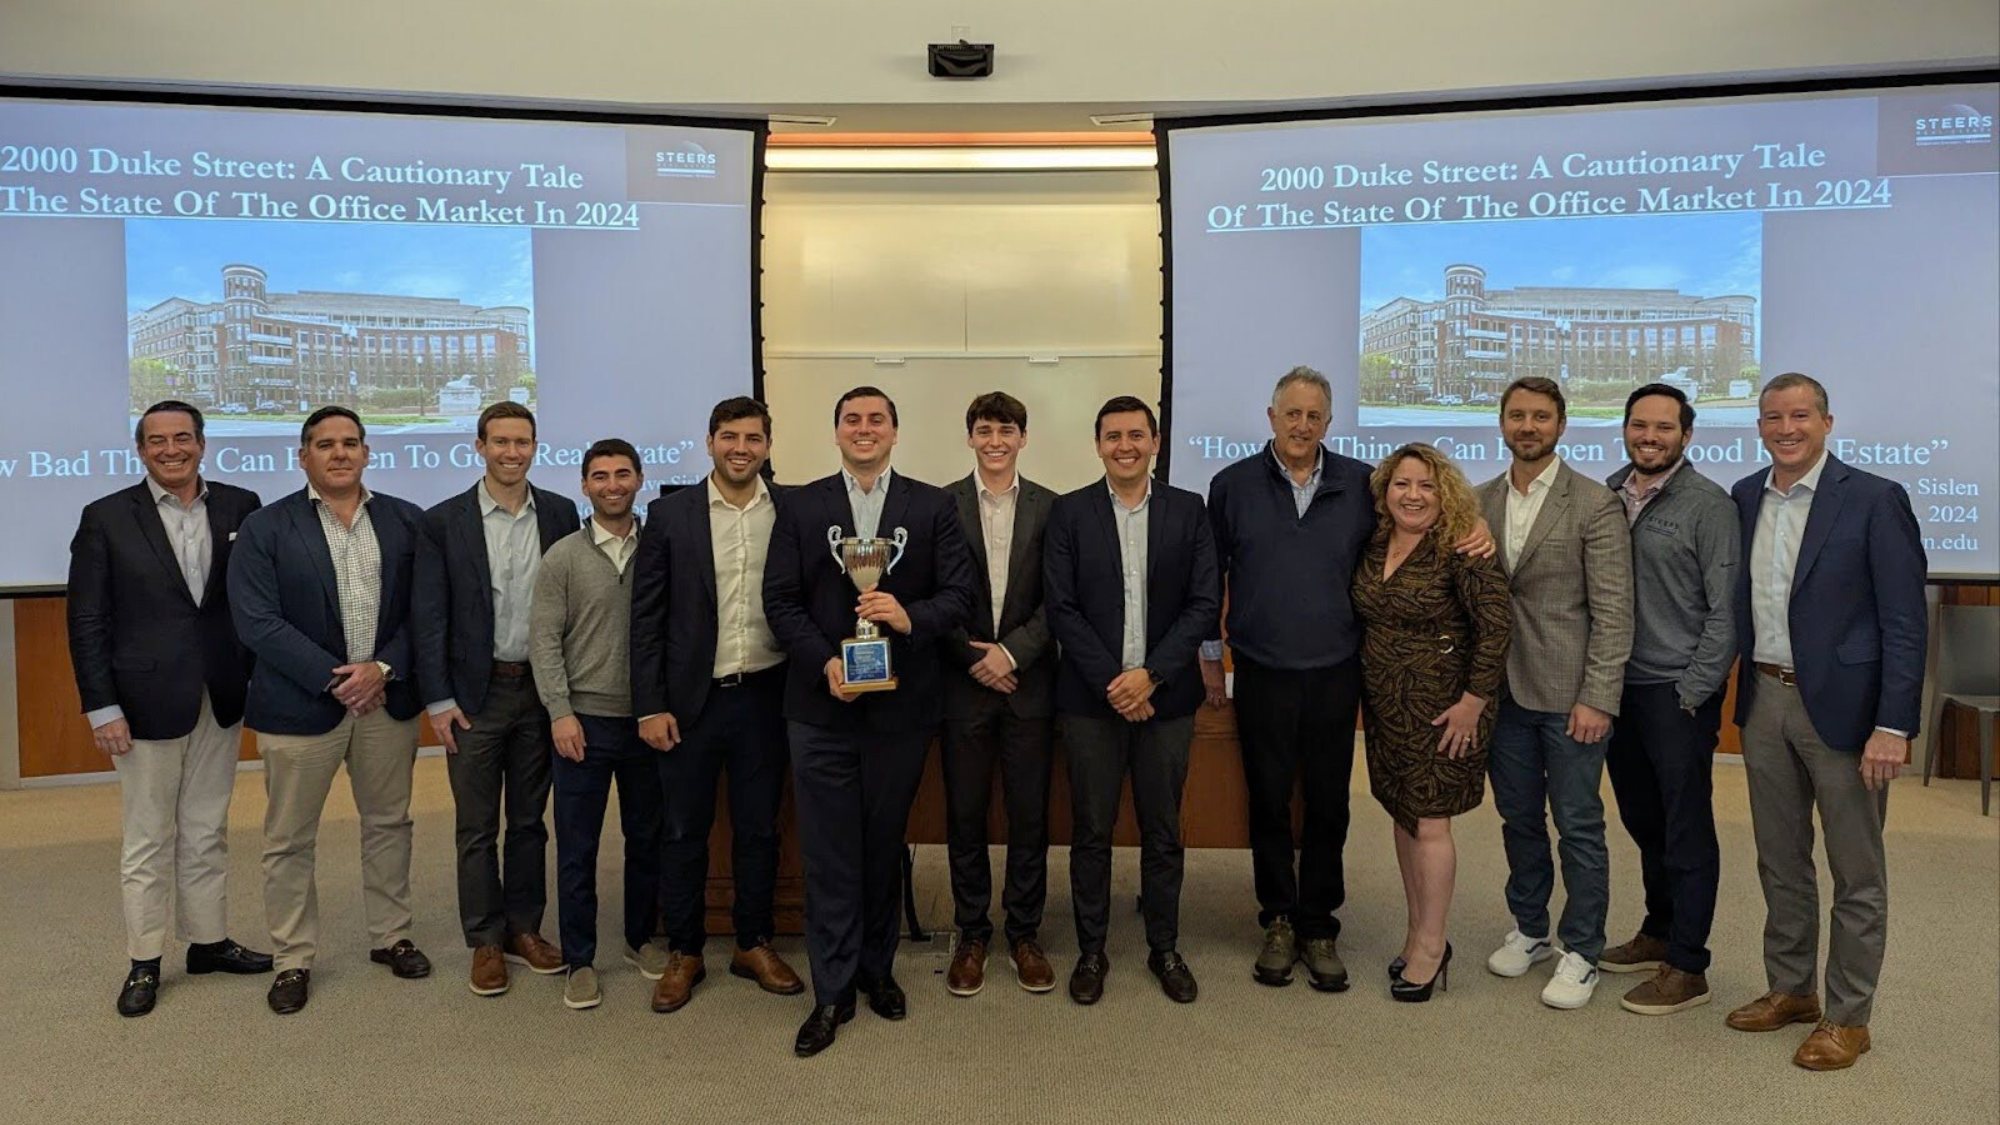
2, 0, 1992, 115
761, 171, 1162, 491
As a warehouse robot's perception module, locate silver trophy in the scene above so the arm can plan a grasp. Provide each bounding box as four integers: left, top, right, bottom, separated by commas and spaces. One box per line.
827, 526, 909, 691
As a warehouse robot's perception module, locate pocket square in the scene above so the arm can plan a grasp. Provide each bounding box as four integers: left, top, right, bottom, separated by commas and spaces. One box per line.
228, 531, 239, 541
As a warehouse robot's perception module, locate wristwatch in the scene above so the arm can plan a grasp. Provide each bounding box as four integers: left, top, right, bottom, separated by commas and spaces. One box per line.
1146, 667, 1164, 686
376, 660, 394, 680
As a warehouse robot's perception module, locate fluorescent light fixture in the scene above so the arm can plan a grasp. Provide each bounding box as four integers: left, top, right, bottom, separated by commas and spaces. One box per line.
765, 146, 1157, 172
768, 114, 838, 127
1089, 112, 1155, 127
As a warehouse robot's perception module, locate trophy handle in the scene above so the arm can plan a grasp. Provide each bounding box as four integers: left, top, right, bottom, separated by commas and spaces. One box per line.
887, 527, 909, 575
826, 526, 847, 574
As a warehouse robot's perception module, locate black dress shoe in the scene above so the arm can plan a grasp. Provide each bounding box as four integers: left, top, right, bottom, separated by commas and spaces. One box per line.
369, 939, 433, 979
857, 974, 907, 1020
793, 1002, 856, 1057
267, 969, 310, 1014
117, 964, 160, 1017
187, 939, 275, 975
1069, 952, 1108, 1006
1147, 950, 1199, 1004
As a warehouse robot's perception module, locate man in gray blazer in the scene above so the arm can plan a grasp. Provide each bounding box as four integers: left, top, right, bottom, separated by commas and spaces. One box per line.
1475, 377, 1633, 1011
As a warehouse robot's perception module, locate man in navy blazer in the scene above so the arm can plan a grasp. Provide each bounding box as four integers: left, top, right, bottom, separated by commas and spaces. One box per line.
1044, 396, 1220, 1007
1722, 372, 1927, 1072
761, 386, 975, 1056
69, 400, 272, 1016
630, 396, 805, 1011
227, 406, 432, 1014
413, 402, 579, 994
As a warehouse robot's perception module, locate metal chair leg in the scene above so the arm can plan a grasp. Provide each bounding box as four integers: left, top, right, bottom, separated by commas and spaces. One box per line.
1980, 714, 1994, 818
1924, 699, 1948, 785
902, 845, 931, 942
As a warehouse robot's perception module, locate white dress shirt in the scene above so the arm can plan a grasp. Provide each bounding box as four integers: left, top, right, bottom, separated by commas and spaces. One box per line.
88, 477, 214, 729
709, 476, 784, 677
976, 474, 1022, 670
1109, 479, 1152, 671
478, 479, 542, 663
149, 475, 213, 605
1748, 451, 1829, 670
591, 514, 640, 576
309, 483, 383, 665
1503, 456, 1562, 571
842, 465, 893, 540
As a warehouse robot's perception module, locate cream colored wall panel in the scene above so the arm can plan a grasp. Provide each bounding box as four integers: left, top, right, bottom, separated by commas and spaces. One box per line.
760, 199, 1160, 353
960, 204, 1160, 352
760, 206, 972, 352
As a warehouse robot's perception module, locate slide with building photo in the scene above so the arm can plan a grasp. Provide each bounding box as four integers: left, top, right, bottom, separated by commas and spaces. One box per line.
0, 94, 757, 588
129, 222, 535, 436
1357, 213, 1760, 427
1167, 82, 2000, 576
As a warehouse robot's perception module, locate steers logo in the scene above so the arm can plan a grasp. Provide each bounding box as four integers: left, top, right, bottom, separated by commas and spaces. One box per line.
1914, 105, 1994, 146
654, 143, 719, 177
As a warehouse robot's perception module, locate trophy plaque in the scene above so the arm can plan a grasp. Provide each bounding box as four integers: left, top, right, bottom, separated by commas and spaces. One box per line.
827, 526, 909, 692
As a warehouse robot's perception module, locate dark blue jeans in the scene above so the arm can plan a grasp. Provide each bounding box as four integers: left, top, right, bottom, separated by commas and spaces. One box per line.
551, 714, 663, 969
656, 667, 789, 955
1488, 699, 1611, 963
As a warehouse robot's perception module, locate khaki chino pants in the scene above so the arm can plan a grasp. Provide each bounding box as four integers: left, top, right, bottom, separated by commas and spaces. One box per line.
257, 708, 420, 971
112, 693, 243, 960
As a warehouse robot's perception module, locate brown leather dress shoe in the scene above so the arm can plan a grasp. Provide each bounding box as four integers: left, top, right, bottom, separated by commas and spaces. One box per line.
1725, 990, 1823, 1032
469, 944, 509, 997
651, 951, 707, 1013
730, 944, 805, 995
1010, 939, 1056, 993
1793, 1021, 1871, 1070
947, 939, 987, 997
504, 933, 565, 975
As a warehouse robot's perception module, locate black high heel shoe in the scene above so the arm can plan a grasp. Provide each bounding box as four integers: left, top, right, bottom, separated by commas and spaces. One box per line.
1389, 956, 1406, 980
1390, 943, 1452, 1002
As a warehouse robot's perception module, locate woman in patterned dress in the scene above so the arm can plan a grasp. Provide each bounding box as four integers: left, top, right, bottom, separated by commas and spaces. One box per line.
1352, 443, 1511, 1000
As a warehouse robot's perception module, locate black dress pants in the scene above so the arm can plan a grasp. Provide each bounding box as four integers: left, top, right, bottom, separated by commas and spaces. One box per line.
1234, 655, 1360, 941
656, 667, 789, 955
788, 721, 930, 1008
942, 691, 1053, 946
1606, 681, 1725, 974
1065, 713, 1195, 955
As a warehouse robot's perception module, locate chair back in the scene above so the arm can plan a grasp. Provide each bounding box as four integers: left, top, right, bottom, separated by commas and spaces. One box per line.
1937, 604, 2000, 698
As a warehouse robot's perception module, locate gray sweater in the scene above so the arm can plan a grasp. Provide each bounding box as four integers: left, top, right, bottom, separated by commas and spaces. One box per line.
529, 527, 633, 719
1605, 462, 1738, 707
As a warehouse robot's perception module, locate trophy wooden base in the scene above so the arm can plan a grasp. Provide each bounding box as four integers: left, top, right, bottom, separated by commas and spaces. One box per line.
840, 677, 900, 693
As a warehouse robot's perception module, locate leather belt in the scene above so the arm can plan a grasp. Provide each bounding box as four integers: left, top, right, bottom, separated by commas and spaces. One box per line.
1753, 662, 1797, 687
714, 665, 781, 689
492, 660, 532, 679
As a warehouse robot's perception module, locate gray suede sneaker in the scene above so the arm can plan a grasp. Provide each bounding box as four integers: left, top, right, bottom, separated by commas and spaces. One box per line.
1254, 919, 1297, 986
1301, 937, 1349, 992
624, 941, 671, 981
563, 966, 601, 1010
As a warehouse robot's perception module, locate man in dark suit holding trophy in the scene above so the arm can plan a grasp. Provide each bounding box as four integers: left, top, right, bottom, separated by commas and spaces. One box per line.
762, 386, 975, 1057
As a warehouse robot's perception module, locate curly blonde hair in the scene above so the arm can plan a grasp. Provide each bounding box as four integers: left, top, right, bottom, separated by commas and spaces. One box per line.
1369, 442, 1479, 544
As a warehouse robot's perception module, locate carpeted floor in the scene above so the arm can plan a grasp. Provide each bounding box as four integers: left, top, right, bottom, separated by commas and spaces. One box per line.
1, 755, 1994, 1125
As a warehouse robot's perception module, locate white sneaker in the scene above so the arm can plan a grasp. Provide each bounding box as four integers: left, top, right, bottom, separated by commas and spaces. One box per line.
1486, 930, 1556, 978
1540, 951, 1600, 1009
